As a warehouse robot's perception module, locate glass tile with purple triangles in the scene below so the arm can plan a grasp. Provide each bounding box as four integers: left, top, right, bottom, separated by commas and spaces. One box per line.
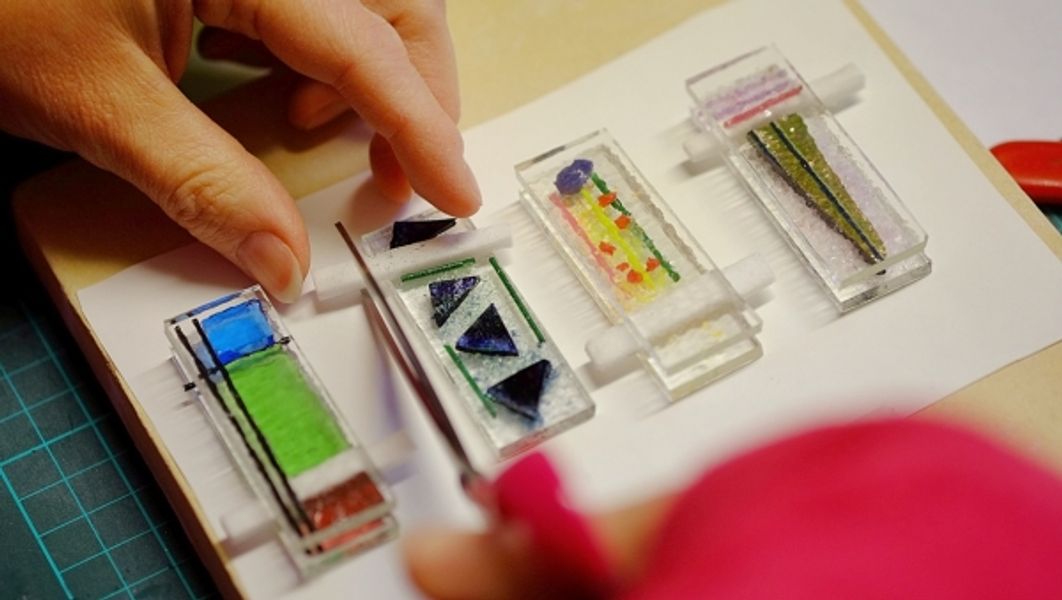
357, 209, 594, 458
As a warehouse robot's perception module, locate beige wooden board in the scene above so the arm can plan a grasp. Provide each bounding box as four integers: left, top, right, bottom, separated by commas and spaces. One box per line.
13, 1, 1061, 597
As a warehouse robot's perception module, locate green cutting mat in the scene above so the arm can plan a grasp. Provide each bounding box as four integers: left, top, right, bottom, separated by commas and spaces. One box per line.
0, 297, 217, 599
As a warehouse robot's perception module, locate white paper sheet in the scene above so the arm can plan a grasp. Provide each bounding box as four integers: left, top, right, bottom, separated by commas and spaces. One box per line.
79, 0, 1062, 597
862, 0, 1062, 145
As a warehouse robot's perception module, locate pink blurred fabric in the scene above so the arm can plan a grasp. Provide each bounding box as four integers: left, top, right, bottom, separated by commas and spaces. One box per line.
622, 419, 1062, 599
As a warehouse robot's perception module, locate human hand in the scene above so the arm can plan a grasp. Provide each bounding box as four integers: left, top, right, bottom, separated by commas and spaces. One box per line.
403, 495, 674, 600
0, 0, 479, 302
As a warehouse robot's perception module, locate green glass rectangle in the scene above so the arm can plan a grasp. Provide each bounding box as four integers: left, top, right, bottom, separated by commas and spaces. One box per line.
226, 346, 349, 477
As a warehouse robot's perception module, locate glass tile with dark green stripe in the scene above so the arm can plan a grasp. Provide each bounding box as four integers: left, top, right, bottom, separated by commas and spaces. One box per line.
748, 113, 887, 264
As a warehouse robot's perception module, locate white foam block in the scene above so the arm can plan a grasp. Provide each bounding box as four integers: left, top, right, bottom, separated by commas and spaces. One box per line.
585, 255, 774, 380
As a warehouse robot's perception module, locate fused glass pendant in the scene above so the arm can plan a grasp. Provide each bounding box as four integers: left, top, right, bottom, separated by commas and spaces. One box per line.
747, 114, 886, 264
516, 130, 768, 400
166, 287, 396, 577
687, 46, 930, 312
390, 218, 456, 249
430, 276, 480, 326
354, 209, 595, 458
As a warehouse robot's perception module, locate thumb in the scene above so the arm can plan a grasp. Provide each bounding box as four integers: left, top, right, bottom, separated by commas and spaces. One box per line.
84, 54, 310, 302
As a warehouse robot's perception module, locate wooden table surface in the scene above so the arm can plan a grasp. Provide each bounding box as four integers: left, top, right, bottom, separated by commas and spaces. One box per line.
12, 1, 1062, 596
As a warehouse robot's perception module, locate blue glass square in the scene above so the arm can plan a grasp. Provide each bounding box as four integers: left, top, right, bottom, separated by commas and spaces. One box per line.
199, 300, 275, 364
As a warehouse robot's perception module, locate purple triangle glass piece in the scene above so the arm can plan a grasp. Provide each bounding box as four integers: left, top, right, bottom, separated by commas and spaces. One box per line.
455, 304, 518, 357
429, 276, 479, 327
390, 218, 457, 249
487, 359, 552, 421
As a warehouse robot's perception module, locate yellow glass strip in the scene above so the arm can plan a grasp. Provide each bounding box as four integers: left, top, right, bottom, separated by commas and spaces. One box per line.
578, 187, 656, 292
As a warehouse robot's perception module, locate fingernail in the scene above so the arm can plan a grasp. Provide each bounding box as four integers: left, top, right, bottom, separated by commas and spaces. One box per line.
459, 163, 483, 215
236, 232, 304, 303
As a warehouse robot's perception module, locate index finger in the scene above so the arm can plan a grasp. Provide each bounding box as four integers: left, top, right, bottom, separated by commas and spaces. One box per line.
363, 0, 460, 120
195, 0, 481, 217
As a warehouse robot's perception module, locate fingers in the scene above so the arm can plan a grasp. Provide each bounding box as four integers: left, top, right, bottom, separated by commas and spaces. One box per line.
88, 51, 309, 302
287, 79, 350, 130
594, 495, 677, 582
404, 495, 676, 600
369, 134, 412, 202
195, 0, 480, 217
157, 1, 194, 81
362, 0, 460, 120
198, 33, 355, 132
289, 1, 460, 131
0, 1, 307, 300
197, 27, 277, 68
403, 523, 541, 600
198, 28, 357, 132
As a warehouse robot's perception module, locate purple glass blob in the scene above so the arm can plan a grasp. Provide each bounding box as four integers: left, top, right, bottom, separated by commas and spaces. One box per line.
554, 159, 595, 195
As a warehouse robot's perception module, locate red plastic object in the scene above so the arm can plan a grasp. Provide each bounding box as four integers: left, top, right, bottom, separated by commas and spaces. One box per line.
991, 140, 1062, 206
622, 419, 1062, 599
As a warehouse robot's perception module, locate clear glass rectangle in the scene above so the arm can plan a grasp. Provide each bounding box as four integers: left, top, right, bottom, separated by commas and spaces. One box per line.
687, 46, 931, 311
166, 287, 395, 576
361, 211, 595, 458
515, 130, 763, 399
